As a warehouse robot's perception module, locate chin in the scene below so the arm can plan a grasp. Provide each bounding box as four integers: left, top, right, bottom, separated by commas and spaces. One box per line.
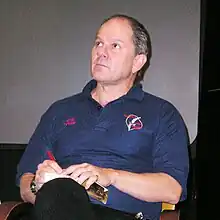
91, 71, 110, 81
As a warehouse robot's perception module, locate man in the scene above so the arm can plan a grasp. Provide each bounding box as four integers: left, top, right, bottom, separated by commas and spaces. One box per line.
16, 14, 189, 220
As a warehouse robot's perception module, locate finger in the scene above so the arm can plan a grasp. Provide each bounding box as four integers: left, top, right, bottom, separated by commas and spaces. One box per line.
37, 160, 61, 173
62, 163, 89, 175
35, 169, 47, 182
82, 174, 99, 190
37, 164, 56, 174
74, 171, 93, 185
67, 167, 87, 180
69, 166, 93, 180
36, 164, 57, 180
45, 160, 63, 173
35, 175, 45, 184
34, 170, 46, 185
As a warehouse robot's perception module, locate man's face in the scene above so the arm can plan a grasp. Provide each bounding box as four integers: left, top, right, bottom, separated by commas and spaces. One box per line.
90, 18, 137, 84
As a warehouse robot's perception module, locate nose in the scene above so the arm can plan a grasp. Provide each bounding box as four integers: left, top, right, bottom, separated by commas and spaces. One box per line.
97, 45, 108, 58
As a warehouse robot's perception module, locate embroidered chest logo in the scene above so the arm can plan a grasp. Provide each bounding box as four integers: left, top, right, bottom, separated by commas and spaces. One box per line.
64, 117, 76, 126
125, 114, 143, 131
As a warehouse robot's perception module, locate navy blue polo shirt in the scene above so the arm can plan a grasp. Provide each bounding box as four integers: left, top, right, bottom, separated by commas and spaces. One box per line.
16, 80, 189, 220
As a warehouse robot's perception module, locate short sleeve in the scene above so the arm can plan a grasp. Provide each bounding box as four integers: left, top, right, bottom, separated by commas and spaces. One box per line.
16, 103, 58, 186
152, 101, 189, 201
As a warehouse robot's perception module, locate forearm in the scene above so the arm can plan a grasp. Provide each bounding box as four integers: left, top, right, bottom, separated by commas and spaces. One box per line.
19, 173, 36, 204
109, 169, 182, 204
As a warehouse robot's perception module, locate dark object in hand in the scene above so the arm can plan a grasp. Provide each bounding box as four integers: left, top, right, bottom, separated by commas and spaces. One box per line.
81, 180, 108, 204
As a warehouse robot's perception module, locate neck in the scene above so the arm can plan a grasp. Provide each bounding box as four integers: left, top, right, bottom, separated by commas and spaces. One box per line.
91, 80, 134, 106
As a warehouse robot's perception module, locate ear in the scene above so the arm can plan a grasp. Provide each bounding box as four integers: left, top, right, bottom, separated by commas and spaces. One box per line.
132, 54, 147, 74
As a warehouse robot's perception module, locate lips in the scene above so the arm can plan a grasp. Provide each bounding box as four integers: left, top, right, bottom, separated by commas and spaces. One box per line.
95, 63, 108, 68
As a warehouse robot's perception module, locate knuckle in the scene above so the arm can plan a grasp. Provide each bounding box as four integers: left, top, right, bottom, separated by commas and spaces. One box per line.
70, 165, 75, 170
43, 160, 49, 164
34, 174, 39, 182
35, 169, 40, 176
45, 160, 52, 165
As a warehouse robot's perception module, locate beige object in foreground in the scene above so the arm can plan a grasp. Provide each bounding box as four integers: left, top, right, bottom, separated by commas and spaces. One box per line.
43, 172, 70, 183
37, 173, 71, 190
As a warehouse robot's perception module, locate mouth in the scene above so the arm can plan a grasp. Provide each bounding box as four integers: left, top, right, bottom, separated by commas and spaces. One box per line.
95, 63, 108, 68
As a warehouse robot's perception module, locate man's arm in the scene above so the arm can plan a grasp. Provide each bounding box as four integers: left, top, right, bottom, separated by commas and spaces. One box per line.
16, 103, 60, 202
63, 163, 182, 204
19, 160, 68, 204
109, 169, 182, 204
20, 173, 36, 204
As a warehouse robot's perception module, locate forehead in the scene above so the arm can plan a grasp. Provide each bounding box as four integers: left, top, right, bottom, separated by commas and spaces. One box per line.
96, 18, 133, 43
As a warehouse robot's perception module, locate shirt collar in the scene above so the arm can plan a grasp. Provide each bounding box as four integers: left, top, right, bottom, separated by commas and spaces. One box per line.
82, 79, 144, 102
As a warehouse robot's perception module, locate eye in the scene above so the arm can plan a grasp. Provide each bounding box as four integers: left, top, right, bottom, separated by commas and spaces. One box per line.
112, 43, 120, 49
95, 41, 103, 47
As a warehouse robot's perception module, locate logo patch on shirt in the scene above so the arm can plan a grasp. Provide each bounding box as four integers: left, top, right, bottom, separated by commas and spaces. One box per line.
64, 117, 76, 126
125, 114, 143, 131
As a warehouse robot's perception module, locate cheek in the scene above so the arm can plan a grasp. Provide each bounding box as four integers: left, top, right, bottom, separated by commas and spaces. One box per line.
91, 50, 97, 63
114, 57, 132, 72
125, 56, 135, 70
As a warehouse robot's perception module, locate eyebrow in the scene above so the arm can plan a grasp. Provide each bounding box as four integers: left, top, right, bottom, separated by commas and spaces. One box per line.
95, 35, 124, 44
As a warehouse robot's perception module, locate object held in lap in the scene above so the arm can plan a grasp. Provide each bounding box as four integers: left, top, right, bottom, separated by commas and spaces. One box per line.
81, 180, 108, 204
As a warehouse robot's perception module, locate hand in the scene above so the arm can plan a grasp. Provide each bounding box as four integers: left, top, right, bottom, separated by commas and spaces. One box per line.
62, 163, 115, 189
35, 160, 70, 189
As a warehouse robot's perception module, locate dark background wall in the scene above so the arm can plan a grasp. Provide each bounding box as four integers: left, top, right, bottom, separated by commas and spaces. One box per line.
197, 0, 219, 219
0, 144, 25, 201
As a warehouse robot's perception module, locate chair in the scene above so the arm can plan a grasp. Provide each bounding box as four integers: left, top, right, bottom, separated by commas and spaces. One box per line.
0, 201, 32, 220
161, 202, 175, 212
160, 203, 179, 220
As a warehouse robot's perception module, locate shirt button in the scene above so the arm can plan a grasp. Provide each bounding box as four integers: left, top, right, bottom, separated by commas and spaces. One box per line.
97, 105, 102, 110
